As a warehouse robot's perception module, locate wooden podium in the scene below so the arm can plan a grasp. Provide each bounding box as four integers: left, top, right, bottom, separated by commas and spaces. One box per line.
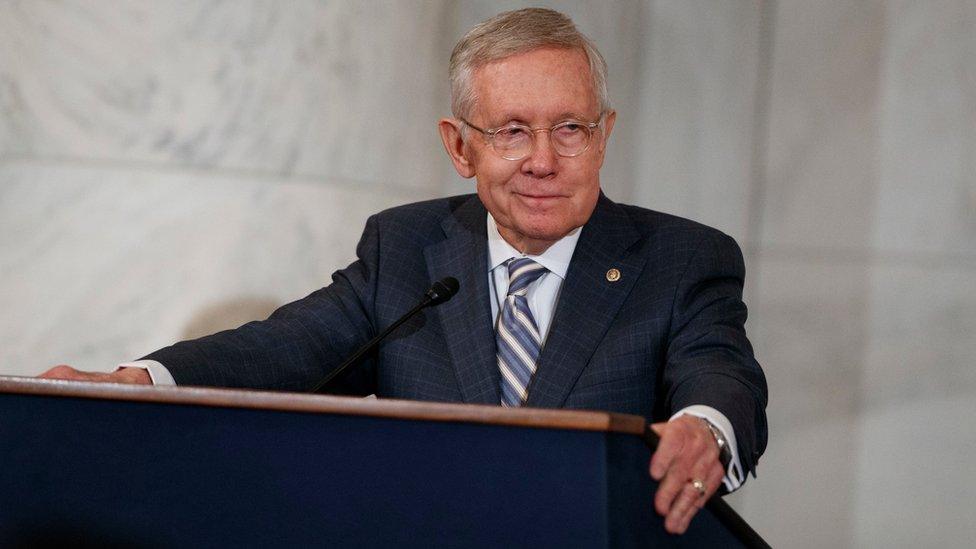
0, 376, 760, 547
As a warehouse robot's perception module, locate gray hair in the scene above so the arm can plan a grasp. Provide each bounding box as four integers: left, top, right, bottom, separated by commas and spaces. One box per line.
449, 8, 610, 120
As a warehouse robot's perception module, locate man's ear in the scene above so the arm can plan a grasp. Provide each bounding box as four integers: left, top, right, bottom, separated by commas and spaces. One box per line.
598, 110, 616, 152
438, 118, 476, 178
595, 109, 616, 168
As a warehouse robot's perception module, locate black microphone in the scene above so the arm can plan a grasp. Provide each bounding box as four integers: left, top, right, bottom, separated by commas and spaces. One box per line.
311, 277, 459, 393
425, 277, 459, 306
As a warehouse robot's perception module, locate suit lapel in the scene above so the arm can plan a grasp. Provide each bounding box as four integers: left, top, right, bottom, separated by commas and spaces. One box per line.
424, 196, 501, 404
525, 195, 646, 408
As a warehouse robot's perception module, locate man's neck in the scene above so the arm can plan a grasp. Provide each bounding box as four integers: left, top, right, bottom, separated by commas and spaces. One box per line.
503, 236, 554, 256
495, 226, 564, 256
486, 214, 581, 281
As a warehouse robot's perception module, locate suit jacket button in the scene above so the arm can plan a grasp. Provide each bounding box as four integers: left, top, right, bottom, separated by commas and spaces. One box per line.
606, 268, 621, 282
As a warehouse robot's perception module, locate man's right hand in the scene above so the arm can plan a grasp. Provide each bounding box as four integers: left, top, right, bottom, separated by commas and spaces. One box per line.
38, 365, 152, 385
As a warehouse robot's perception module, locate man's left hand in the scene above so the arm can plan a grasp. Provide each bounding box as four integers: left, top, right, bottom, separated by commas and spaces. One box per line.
649, 416, 725, 534
38, 365, 152, 385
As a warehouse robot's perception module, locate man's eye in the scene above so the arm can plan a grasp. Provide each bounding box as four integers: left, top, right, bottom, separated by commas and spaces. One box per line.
556, 123, 584, 135
495, 127, 528, 140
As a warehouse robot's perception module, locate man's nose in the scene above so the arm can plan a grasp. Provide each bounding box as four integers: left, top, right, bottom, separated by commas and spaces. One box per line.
521, 129, 557, 177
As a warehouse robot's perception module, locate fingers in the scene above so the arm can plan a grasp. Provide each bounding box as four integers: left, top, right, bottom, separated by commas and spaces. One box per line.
650, 418, 709, 514
38, 365, 91, 380
648, 416, 724, 534
665, 461, 724, 534
649, 421, 683, 481
37, 365, 150, 385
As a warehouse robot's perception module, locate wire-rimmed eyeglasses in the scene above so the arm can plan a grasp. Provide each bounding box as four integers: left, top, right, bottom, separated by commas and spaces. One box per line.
461, 114, 604, 161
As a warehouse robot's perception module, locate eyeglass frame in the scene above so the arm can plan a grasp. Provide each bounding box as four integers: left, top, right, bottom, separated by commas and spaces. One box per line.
459, 113, 606, 161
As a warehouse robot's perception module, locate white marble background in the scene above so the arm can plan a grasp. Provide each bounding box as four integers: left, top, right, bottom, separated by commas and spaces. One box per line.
1, 1, 974, 546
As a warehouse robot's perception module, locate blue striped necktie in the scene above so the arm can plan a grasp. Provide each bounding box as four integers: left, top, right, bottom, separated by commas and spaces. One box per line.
497, 258, 548, 407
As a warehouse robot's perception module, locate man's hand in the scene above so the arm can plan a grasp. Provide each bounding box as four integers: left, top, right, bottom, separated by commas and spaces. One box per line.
649, 415, 725, 534
38, 365, 152, 385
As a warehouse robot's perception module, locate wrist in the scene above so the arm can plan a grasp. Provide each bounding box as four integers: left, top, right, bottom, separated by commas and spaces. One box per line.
699, 417, 732, 468
116, 367, 152, 385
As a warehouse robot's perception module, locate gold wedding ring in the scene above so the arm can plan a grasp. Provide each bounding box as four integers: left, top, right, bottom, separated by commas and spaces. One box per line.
690, 478, 707, 498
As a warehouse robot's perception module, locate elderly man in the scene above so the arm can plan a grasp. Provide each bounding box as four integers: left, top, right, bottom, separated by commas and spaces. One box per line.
42, 8, 767, 535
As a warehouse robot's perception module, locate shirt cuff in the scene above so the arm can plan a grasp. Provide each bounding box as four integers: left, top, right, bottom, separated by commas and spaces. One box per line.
670, 405, 745, 492
116, 360, 176, 386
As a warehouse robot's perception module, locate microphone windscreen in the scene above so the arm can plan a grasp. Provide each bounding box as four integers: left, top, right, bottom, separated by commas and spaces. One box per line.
426, 277, 460, 305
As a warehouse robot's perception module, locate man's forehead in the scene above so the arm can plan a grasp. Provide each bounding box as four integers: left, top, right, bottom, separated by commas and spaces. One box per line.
470, 47, 599, 123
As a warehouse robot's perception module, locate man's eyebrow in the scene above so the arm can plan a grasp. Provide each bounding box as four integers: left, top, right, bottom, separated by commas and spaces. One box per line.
557, 112, 588, 120
488, 115, 529, 126
488, 112, 593, 126
559, 111, 604, 122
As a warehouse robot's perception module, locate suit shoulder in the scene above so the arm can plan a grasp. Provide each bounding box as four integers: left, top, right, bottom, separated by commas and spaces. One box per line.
614, 202, 738, 247
374, 194, 475, 222
369, 194, 479, 242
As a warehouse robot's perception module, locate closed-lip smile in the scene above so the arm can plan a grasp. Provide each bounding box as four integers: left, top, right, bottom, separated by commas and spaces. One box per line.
515, 192, 564, 199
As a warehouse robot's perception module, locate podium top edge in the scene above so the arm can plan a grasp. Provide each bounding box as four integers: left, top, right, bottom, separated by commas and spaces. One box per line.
0, 375, 647, 435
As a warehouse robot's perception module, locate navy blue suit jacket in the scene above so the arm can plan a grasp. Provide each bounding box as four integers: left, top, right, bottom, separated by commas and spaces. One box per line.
145, 193, 768, 475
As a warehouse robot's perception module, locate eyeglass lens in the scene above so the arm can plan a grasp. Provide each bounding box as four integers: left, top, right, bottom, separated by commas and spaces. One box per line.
492, 122, 592, 160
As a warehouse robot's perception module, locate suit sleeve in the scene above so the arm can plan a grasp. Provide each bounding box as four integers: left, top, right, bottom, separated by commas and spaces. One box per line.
663, 230, 768, 477
141, 215, 383, 393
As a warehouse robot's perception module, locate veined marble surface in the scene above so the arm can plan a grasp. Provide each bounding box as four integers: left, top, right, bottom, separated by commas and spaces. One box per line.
631, 1, 762, 246
854, 394, 976, 547
873, 0, 976, 257
741, 256, 870, 547
760, 0, 886, 252
737, 2, 976, 546
739, 415, 861, 549
0, 1, 453, 189
751, 258, 870, 429
862, 263, 976, 409
0, 159, 432, 375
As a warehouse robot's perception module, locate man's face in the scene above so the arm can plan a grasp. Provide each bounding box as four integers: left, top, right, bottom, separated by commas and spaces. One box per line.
441, 47, 615, 254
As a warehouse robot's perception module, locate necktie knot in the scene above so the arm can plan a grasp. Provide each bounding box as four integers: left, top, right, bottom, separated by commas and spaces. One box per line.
506, 258, 547, 296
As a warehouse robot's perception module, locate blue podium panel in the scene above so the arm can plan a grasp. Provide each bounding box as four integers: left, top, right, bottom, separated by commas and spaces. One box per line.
0, 383, 743, 548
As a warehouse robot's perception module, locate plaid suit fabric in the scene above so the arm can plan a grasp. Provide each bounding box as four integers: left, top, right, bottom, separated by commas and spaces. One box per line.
145, 193, 768, 477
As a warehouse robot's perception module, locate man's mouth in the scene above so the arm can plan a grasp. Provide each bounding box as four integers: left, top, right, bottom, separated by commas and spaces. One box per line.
515, 193, 564, 208
515, 192, 565, 200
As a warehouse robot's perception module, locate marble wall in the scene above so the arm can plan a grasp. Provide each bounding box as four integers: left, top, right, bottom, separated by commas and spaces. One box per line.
1, 1, 973, 546
742, 1, 976, 547
0, 0, 455, 372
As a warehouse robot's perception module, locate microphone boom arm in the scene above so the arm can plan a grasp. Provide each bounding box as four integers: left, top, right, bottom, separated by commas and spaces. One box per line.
310, 277, 458, 394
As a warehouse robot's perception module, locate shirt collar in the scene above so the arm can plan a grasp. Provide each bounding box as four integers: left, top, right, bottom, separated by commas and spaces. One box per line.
486, 213, 581, 280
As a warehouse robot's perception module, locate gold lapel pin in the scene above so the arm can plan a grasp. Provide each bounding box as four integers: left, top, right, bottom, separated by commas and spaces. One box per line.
606, 268, 621, 282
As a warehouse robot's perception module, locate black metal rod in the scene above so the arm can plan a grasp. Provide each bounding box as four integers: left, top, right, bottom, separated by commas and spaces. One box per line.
310, 297, 431, 394
642, 425, 772, 549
